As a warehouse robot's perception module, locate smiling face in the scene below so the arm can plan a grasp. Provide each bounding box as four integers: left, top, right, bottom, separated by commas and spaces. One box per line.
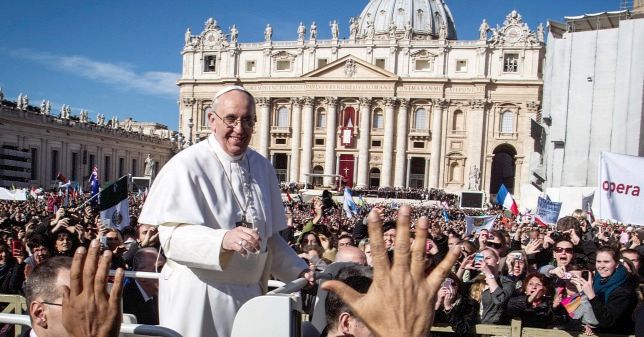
55, 232, 72, 252
596, 251, 618, 278
208, 89, 255, 157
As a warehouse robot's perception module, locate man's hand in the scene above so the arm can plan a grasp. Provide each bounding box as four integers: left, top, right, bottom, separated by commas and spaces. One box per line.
322, 205, 460, 337
62, 239, 124, 337
222, 226, 261, 255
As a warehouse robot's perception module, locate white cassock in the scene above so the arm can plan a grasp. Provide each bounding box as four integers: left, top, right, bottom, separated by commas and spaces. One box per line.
139, 134, 307, 337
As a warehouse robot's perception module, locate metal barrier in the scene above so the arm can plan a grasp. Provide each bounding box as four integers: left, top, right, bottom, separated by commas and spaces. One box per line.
0, 313, 182, 337
0, 294, 27, 337
429, 320, 636, 337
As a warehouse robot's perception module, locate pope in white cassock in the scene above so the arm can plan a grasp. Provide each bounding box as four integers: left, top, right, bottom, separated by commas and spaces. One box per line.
138, 86, 311, 337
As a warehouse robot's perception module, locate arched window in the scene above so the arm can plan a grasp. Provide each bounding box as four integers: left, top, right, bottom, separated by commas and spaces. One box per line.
276, 106, 289, 127
203, 104, 213, 127
372, 108, 384, 129
316, 108, 326, 128
312, 165, 324, 186
452, 110, 464, 131
413, 108, 428, 130
500, 111, 514, 134
449, 161, 462, 182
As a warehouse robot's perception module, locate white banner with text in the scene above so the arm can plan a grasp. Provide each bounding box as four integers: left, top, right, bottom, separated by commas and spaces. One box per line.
598, 152, 644, 225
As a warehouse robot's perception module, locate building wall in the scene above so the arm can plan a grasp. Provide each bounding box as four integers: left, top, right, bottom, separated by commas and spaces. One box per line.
0, 106, 174, 189
522, 17, 644, 215
179, 11, 545, 199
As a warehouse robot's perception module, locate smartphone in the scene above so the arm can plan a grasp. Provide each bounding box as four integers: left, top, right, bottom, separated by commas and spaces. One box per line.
425, 240, 433, 252
11, 240, 22, 256
441, 278, 454, 288
474, 253, 484, 263
581, 270, 590, 280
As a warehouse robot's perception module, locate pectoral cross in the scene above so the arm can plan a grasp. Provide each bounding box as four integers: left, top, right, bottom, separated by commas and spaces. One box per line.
235, 214, 252, 228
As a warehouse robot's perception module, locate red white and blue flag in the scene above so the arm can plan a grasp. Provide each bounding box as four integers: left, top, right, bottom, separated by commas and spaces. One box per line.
496, 184, 519, 216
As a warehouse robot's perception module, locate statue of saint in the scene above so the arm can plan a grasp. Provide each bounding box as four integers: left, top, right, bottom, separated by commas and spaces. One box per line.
366, 20, 375, 39
468, 164, 481, 191
0, 87, 4, 102
536, 23, 545, 42
264, 24, 272, 42
144, 154, 155, 177
44, 101, 51, 115
404, 21, 412, 40
438, 23, 447, 40
479, 19, 490, 40
125, 117, 133, 131
297, 22, 306, 40
330, 20, 339, 40
40, 100, 46, 114
349, 17, 358, 40
389, 22, 397, 39
230, 25, 238, 44
204, 18, 216, 30
310, 22, 317, 40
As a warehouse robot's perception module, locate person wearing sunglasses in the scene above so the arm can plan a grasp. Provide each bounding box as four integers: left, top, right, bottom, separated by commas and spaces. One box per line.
540, 238, 576, 282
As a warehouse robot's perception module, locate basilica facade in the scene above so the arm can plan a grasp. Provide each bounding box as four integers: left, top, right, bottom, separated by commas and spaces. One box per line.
177, 0, 544, 199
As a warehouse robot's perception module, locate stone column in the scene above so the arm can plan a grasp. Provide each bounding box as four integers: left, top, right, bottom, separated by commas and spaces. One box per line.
299, 97, 314, 183
256, 97, 271, 158
380, 97, 396, 188
467, 99, 487, 188
289, 98, 303, 183
429, 98, 447, 188
356, 97, 371, 188
323, 97, 338, 186
394, 99, 409, 187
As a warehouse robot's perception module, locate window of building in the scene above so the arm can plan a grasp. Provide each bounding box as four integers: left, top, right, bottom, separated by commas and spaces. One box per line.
51, 150, 59, 180
30, 148, 37, 180
104, 156, 111, 182
276, 138, 287, 145
276, 60, 291, 71
375, 58, 386, 69
500, 111, 515, 134
372, 108, 384, 129
276, 107, 289, 127
452, 110, 464, 131
413, 142, 425, 149
317, 58, 328, 68
204, 55, 216, 72
449, 161, 462, 182
315, 138, 325, 146
503, 54, 519, 73
71, 152, 79, 181
413, 108, 428, 130
132, 159, 138, 176
369, 168, 380, 188
415, 59, 432, 71
118, 157, 125, 177
245, 60, 256, 72
371, 140, 382, 147
456, 60, 468, 72
89, 155, 95, 173
312, 165, 324, 186
316, 108, 326, 128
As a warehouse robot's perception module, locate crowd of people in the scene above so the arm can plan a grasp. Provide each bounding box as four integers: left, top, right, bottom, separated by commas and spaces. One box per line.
0, 186, 642, 335
1, 86, 642, 337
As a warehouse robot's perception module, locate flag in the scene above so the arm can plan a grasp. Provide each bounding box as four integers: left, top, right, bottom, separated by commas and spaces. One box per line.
342, 187, 358, 218
442, 208, 450, 222
464, 215, 496, 236
582, 191, 594, 213
598, 152, 644, 224
89, 166, 100, 206
536, 196, 562, 224
496, 184, 519, 216
286, 192, 293, 203
99, 176, 129, 230
0, 188, 27, 201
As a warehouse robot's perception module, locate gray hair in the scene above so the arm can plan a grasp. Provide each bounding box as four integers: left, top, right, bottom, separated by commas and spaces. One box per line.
24, 256, 72, 308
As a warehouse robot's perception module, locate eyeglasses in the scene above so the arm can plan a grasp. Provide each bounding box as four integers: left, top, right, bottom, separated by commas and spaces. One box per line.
213, 111, 255, 129
40, 301, 62, 307
554, 247, 574, 254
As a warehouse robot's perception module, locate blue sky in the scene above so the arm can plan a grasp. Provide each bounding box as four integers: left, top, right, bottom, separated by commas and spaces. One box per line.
0, 0, 618, 130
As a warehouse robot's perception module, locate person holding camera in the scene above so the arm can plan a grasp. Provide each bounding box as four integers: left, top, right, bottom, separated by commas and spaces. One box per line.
551, 265, 598, 334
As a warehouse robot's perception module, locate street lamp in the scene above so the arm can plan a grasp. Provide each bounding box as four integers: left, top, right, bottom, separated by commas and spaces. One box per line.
178, 133, 185, 149
188, 118, 194, 146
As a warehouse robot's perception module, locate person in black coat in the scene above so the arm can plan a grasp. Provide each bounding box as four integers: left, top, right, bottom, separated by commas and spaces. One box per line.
0, 243, 24, 295
574, 246, 637, 334
505, 272, 553, 328
123, 247, 165, 325
432, 272, 477, 336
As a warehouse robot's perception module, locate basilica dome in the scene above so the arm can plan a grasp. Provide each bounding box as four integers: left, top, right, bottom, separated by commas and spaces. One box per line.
355, 0, 457, 40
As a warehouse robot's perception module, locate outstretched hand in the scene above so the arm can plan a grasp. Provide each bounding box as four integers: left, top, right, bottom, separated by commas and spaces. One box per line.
322, 205, 460, 337
62, 239, 124, 337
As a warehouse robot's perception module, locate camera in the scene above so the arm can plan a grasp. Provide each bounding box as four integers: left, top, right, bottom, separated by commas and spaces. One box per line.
474, 253, 484, 264
549, 231, 569, 242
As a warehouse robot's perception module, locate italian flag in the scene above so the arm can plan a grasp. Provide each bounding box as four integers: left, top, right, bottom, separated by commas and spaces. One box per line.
99, 176, 129, 230
496, 184, 519, 216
